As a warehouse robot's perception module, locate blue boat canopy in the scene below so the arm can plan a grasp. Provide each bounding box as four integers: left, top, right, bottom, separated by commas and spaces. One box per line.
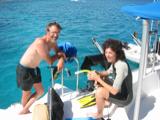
121, 2, 160, 20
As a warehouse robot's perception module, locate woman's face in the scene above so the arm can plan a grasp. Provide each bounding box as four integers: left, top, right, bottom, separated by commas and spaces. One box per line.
105, 47, 116, 63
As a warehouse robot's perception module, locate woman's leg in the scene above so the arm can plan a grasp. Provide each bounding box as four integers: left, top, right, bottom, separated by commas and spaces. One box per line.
95, 87, 110, 117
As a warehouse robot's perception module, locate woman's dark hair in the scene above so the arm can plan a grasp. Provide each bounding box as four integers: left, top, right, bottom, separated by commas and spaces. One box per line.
102, 38, 126, 61
46, 22, 62, 32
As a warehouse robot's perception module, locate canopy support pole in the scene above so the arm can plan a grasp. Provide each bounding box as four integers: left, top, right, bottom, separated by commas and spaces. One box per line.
133, 20, 149, 120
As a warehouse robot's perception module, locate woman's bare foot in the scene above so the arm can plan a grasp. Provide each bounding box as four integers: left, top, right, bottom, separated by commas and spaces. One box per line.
87, 112, 103, 119
19, 108, 30, 115
105, 100, 111, 107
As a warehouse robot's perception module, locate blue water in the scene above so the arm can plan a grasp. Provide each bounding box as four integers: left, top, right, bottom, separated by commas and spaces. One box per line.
0, 0, 152, 108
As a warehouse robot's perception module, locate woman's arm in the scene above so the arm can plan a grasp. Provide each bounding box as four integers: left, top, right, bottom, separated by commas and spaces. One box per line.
97, 70, 110, 77
88, 71, 119, 95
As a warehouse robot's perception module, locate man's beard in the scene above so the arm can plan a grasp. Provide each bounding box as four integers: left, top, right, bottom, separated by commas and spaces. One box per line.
50, 37, 57, 43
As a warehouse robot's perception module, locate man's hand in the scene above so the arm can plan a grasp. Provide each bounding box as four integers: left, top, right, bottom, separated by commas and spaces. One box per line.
56, 51, 66, 60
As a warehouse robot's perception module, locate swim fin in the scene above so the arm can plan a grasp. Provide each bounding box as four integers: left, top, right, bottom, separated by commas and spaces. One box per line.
80, 98, 96, 108
77, 94, 96, 108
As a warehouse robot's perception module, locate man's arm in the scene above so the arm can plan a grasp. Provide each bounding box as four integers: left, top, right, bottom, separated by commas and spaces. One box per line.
51, 42, 66, 71
52, 42, 66, 59
57, 57, 64, 71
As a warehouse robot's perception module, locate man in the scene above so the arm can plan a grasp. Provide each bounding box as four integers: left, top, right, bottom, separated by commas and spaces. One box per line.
16, 22, 66, 114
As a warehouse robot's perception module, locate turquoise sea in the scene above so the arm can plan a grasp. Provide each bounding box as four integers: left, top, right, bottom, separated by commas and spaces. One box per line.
0, 0, 152, 108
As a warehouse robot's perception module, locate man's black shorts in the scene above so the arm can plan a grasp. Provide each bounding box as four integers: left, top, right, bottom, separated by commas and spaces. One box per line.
16, 64, 42, 91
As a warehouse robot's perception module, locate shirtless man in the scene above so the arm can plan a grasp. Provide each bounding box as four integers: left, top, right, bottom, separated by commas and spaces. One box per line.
16, 22, 66, 114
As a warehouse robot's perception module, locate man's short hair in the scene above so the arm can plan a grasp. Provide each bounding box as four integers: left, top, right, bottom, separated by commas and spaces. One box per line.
46, 22, 62, 32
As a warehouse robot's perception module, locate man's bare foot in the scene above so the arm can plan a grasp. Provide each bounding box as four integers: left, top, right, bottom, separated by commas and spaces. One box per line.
19, 109, 30, 115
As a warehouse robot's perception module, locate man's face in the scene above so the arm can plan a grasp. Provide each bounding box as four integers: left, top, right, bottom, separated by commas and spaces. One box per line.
48, 26, 60, 42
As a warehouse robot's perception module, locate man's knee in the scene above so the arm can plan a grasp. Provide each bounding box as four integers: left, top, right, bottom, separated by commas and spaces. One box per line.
37, 88, 44, 97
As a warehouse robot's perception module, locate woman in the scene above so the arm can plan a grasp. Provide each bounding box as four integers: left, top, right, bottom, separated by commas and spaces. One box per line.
88, 38, 128, 118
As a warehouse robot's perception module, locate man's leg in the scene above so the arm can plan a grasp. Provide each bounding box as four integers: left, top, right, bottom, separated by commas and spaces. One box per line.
19, 83, 44, 114
21, 91, 31, 107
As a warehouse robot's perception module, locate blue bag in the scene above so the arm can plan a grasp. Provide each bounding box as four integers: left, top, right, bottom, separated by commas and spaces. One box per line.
58, 42, 77, 62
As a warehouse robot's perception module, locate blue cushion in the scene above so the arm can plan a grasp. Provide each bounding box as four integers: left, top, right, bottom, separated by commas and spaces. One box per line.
58, 42, 77, 62
65, 117, 96, 120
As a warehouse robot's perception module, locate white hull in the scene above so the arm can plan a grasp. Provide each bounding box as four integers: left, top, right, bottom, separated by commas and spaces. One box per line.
123, 43, 160, 64
0, 66, 160, 120
123, 43, 141, 63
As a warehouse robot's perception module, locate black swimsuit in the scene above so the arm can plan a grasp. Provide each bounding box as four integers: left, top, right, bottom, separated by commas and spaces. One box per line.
16, 64, 41, 91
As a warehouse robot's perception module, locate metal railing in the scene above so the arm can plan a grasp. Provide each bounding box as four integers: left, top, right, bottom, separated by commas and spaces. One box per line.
53, 57, 80, 96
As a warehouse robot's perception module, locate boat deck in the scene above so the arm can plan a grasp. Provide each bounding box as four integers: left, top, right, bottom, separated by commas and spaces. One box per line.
0, 79, 160, 120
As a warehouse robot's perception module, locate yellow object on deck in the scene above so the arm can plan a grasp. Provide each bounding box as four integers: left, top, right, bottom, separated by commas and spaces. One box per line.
77, 93, 96, 108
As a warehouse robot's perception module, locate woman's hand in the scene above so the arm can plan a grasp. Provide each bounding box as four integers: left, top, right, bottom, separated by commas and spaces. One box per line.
87, 71, 100, 81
